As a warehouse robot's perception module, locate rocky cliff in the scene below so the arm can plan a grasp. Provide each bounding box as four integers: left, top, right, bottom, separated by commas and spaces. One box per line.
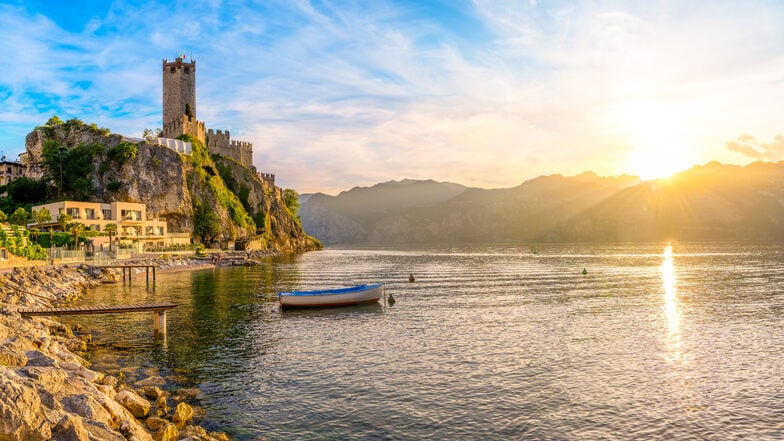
24, 119, 320, 252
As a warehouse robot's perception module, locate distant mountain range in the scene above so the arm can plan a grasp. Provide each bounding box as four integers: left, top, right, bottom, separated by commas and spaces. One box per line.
299, 162, 784, 244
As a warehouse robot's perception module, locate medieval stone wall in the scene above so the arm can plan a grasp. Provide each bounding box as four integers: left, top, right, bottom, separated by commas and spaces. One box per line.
206, 128, 253, 168
162, 116, 205, 143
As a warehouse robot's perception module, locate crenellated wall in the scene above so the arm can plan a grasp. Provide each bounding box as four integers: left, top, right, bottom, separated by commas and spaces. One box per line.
206, 128, 253, 168
162, 115, 205, 143
258, 172, 275, 186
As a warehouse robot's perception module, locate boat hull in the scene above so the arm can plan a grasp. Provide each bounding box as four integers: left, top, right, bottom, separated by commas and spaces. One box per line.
278, 283, 384, 307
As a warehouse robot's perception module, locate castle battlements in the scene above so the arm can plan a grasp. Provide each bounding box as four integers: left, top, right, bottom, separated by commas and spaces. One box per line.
161, 116, 205, 143
206, 127, 253, 166
162, 57, 196, 71
258, 172, 275, 186
161, 56, 279, 185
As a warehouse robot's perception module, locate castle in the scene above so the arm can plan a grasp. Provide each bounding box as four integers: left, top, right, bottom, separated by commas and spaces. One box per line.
161, 56, 272, 185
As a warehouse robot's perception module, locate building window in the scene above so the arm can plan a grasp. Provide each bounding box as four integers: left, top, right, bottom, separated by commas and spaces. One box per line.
121, 210, 142, 221
102, 209, 112, 220
66, 208, 81, 219
85, 208, 96, 219
90, 224, 100, 231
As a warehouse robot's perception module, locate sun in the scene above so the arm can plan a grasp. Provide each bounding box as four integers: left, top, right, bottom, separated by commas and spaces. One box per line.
615, 100, 696, 180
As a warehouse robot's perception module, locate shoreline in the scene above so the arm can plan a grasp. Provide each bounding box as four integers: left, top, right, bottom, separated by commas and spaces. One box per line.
0, 252, 273, 440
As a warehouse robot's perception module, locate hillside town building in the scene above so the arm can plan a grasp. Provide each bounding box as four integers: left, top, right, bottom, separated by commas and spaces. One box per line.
0, 155, 26, 185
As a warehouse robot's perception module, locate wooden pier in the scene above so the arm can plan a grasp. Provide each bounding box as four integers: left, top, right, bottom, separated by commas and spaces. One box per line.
97, 264, 158, 284
17, 302, 177, 337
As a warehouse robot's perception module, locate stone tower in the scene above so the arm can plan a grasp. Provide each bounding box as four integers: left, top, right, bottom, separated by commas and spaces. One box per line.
161, 56, 205, 142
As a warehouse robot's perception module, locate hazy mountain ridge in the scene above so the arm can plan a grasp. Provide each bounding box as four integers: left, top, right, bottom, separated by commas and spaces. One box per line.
300, 162, 784, 244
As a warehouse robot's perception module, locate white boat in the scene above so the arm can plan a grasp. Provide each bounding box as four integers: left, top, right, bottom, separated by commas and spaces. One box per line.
278, 283, 385, 308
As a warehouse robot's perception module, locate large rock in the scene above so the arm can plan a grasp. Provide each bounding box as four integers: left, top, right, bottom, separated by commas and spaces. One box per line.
153, 422, 179, 441
51, 413, 89, 441
62, 393, 112, 423
114, 390, 151, 418
21, 367, 67, 393
172, 401, 194, 427
0, 337, 29, 367
135, 375, 166, 387
0, 368, 51, 440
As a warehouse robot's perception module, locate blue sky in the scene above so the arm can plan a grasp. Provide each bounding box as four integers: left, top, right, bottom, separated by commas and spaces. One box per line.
2, 0, 784, 193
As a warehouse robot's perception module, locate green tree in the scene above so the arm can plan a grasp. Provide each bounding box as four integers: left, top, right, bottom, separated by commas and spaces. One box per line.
143, 128, 162, 143
104, 223, 117, 252
31, 207, 52, 226
282, 188, 300, 216
66, 222, 85, 250
5, 177, 48, 204
31, 207, 52, 242
107, 141, 138, 164
0, 210, 7, 223
46, 115, 64, 126
40, 140, 101, 200
9, 207, 29, 226
193, 203, 221, 244
57, 213, 72, 232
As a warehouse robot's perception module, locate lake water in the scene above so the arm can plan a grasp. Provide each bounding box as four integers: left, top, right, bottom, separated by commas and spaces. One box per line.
69, 243, 784, 440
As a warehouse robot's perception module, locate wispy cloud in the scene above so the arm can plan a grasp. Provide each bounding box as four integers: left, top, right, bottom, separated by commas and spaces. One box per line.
2, 1, 784, 193
726, 133, 784, 161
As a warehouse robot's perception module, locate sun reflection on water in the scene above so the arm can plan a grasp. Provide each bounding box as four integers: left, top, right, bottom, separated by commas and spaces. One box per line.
662, 244, 683, 362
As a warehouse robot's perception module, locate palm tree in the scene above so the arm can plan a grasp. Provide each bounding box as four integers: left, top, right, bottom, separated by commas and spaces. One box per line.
57, 213, 72, 232
104, 223, 117, 253
66, 222, 85, 250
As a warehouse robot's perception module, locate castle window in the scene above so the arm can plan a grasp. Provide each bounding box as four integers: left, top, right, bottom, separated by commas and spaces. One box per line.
184, 68, 190, 74
170, 67, 175, 73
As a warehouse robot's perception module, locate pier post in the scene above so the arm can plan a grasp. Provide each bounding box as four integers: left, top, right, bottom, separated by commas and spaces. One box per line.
146, 267, 149, 284
153, 310, 167, 337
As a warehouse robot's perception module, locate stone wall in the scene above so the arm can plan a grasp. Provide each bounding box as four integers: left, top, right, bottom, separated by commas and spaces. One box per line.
161, 116, 205, 143
206, 129, 253, 167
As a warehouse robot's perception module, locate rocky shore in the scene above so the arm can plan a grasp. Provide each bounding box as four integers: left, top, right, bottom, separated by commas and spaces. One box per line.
0, 256, 242, 441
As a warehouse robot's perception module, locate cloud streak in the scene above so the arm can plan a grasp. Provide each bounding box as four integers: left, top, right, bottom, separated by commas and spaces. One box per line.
726, 134, 784, 161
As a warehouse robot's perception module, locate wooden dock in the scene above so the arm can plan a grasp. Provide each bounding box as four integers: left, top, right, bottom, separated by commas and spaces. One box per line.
18, 302, 177, 336
96, 264, 158, 284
